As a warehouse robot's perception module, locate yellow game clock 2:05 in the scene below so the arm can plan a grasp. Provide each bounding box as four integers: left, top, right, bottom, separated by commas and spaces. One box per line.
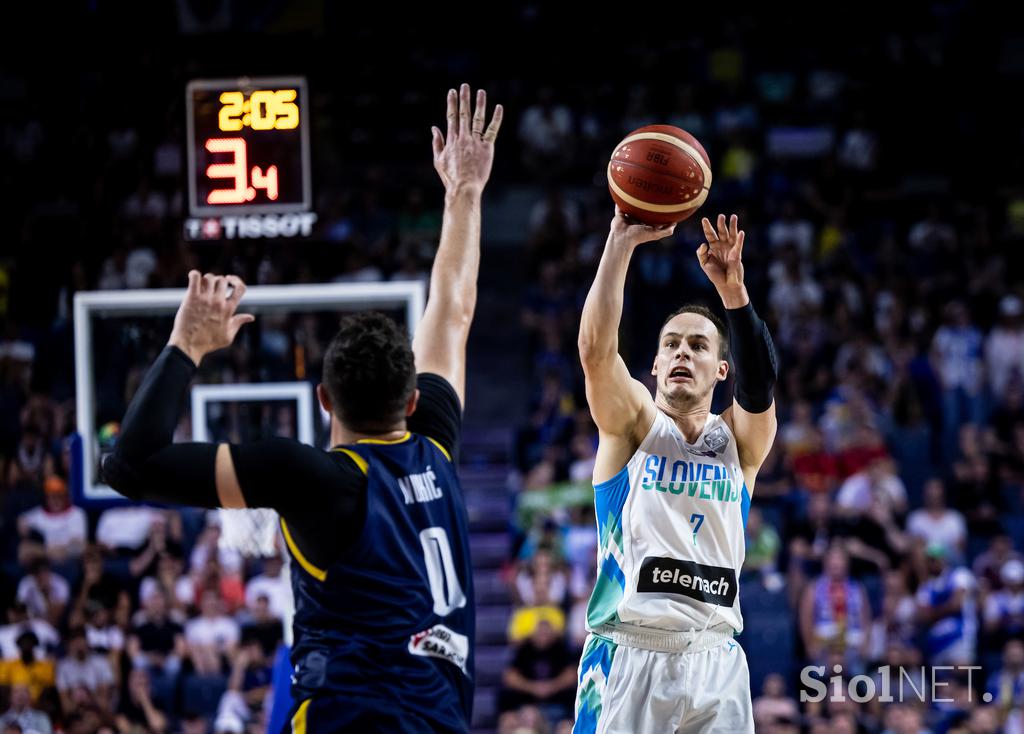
218, 89, 299, 131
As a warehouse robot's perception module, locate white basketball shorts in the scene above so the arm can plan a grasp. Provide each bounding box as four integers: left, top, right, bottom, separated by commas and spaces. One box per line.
572, 623, 754, 734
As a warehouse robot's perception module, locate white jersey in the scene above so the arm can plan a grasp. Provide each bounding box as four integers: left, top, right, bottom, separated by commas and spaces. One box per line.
586, 409, 748, 635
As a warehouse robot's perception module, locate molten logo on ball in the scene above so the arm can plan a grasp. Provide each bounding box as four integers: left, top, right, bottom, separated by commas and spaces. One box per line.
607, 125, 711, 226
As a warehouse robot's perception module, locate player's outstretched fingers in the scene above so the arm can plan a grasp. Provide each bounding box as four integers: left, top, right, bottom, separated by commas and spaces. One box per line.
701, 217, 718, 246
459, 83, 471, 137
445, 88, 457, 141
431, 126, 444, 160
225, 275, 247, 306
716, 213, 730, 243
187, 270, 201, 294
202, 273, 217, 297
472, 89, 486, 137
213, 275, 228, 302
729, 214, 740, 241
483, 103, 503, 144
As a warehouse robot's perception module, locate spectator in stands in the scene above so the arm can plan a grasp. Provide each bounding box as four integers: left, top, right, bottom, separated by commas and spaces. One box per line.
0, 604, 58, 662
16, 475, 86, 567
907, 479, 967, 559
95, 504, 160, 558
138, 549, 194, 615
743, 507, 781, 581
184, 590, 239, 676
973, 534, 1023, 593
931, 300, 985, 454
869, 570, 918, 661
239, 594, 282, 659
16, 559, 68, 627
786, 492, 834, 601
115, 666, 167, 733
243, 554, 288, 622
72, 546, 127, 626
835, 456, 907, 519
950, 425, 1002, 534
880, 703, 934, 734
752, 673, 799, 730
517, 88, 575, 180
799, 545, 871, 669
193, 557, 245, 615
983, 560, 1024, 649
915, 543, 978, 665
56, 627, 114, 715
768, 200, 815, 257
128, 589, 185, 682
984, 640, 1024, 722
498, 619, 577, 720
0, 684, 51, 734
0, 631, 55, 706
514, 550, 568, 609
985, 295, 1024, 403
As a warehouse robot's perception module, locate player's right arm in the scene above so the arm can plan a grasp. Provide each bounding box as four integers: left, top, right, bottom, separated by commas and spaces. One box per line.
579, 208, 675, 482
411, 84, 503, 407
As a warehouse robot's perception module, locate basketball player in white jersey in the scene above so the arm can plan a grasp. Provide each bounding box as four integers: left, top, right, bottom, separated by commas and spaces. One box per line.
573, 210, 778, 733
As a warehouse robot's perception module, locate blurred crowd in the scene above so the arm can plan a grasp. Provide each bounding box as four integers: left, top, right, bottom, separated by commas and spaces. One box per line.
2, 3, 1024, 734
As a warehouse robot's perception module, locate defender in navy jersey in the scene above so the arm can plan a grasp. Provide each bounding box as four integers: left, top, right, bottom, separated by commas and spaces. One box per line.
101, 84, 503, 732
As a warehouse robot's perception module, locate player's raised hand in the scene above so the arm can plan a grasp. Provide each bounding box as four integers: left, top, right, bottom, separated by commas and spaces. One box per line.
168, 270, 255, 365
608, 206, 677, 249
697, 214, 746, 297
431, 83, 503, 195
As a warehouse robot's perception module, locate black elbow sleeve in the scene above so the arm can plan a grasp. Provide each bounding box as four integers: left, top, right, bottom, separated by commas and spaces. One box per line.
724, 302, 778, 414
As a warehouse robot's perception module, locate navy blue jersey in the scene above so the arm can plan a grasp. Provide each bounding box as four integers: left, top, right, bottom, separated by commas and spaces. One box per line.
283, 432, 474, 732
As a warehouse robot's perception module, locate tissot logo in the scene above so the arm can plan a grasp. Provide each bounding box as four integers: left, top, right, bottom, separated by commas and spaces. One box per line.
637, 557, 738, 606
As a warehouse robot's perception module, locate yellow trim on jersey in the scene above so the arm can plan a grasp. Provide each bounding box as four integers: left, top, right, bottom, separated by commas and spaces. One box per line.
280, 518, 327, 582
291, 698, 311, 733
356, 431, 412, 445
426, 436, 452, 462
331, 447, 368, 475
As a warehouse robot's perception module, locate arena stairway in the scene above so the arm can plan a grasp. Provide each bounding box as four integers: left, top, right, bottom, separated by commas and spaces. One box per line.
460, 431, 515, 733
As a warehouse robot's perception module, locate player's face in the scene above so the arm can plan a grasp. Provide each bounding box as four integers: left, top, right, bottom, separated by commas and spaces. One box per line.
652, 313, 726, 404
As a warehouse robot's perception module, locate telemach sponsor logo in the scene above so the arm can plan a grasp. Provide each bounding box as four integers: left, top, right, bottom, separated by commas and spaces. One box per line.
637, 557, 738, 606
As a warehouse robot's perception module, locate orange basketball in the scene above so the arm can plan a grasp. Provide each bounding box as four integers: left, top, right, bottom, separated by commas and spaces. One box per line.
607, 125, 711, 226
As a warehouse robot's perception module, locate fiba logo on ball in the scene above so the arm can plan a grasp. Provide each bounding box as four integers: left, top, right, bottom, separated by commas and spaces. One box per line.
607, 125, 712, 226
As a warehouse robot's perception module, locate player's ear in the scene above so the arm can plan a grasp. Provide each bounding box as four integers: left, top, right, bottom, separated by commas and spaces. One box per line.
405, 389, 421, 417
717, 360, 729, 383
651, 356, 658, 376
316, 383, 332, 414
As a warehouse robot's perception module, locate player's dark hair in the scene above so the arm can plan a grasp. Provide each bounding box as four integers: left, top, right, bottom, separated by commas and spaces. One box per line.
661, 305, 729, 360
322, 312, 416, 432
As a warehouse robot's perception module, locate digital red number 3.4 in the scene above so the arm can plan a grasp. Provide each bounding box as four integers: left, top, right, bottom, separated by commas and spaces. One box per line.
205, 137, 279, 204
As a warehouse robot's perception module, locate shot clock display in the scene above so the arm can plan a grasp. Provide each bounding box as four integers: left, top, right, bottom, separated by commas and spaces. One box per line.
187, 77, 311, 216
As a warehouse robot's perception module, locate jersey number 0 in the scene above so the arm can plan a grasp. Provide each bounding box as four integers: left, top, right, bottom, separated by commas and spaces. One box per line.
419, 527, 467, 616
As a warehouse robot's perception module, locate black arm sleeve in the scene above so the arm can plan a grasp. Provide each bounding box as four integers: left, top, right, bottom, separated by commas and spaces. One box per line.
102, 345, 217, 504
407, 373, 462, 463
724, 302, 779, 414
116, 346, 196, 464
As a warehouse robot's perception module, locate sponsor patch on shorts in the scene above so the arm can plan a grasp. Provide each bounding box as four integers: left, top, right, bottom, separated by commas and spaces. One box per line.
408, 624, 470, 676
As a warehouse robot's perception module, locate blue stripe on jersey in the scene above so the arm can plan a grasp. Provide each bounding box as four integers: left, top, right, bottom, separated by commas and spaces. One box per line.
741, 483, 750, 530
600, 553, 627, 591
594, 465, 630, 539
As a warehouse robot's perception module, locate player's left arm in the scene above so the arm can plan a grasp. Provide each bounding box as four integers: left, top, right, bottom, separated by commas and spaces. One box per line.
411, 84, 503, 407
698, 214, 778, 476
101, 272, 363, 516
